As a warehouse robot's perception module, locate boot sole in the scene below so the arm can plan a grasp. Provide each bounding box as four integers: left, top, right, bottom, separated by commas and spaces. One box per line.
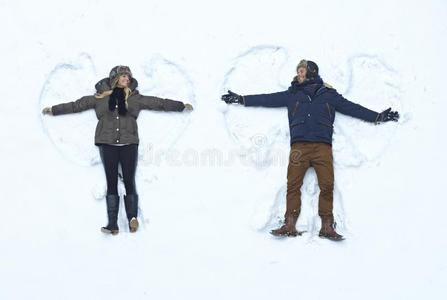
101, 227, 119, 235
270, 230, 305, 237
319, 233, 344, 241
129, 218, 139, 233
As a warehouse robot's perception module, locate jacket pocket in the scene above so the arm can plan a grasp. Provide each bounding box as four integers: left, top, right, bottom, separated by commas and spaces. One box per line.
317, 120, 333, 128
290, 119, 305, 128
326, 103, 332, 119
292, 101, 300, 116
315, 120, 334, 141
95, 119, 104, 138
128, 118, 137, 135
133, 121, 138, 136
290, 120, 306, 138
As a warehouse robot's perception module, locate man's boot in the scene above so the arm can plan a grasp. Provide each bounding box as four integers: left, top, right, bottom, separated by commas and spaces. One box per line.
319, 216, 344, 241
101, 194, 120, 235
124, 194, 139, 233
270, 214, 301, 237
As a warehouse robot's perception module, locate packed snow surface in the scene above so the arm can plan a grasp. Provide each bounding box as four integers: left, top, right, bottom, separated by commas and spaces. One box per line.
1, 0, 446, 299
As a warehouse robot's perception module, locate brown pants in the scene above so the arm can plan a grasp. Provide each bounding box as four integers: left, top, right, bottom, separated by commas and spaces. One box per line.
286, 142, 334, 218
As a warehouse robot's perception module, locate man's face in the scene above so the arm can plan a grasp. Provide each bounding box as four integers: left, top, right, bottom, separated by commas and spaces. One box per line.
117, 74, 130, 87
297, 67, 307, 83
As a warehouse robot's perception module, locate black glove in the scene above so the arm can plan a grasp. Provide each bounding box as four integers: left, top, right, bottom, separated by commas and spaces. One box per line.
221, 90, 244, 104
376, 107, 399, 123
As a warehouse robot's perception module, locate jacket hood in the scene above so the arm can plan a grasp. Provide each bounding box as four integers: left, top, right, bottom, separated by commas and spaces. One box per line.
95, 77, 139, 94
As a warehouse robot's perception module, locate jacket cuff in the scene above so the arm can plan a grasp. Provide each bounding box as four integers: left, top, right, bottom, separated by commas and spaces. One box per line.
374, 112, 381, 124
51, 105, 60, 116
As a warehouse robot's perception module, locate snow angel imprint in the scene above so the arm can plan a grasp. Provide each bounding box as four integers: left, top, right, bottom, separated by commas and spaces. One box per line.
42, 65, 194, 235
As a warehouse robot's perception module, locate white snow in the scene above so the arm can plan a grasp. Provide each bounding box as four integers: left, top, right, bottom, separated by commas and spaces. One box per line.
1, 0, 446, 299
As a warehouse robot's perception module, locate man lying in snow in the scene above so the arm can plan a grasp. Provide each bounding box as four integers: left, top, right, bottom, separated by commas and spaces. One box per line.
221, 59, 399, 241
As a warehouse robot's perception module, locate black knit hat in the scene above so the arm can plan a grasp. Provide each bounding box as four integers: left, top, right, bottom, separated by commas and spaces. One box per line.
297, 60, 319, 80
109, 65, 133, 88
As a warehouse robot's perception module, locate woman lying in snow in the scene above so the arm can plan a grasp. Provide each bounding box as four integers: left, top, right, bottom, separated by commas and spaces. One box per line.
221, 59, 399, 241
42, 65, 193, 235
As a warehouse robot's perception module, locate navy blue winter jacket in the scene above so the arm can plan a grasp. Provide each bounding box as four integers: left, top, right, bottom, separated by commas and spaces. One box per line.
243, 76, 380, 145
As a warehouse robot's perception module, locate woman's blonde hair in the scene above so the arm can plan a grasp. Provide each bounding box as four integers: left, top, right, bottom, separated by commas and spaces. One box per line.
94, 86, 132, 111
95, 87, 132, 100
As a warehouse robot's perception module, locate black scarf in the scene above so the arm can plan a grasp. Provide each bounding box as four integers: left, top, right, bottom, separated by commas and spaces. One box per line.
109, 87, 128, 116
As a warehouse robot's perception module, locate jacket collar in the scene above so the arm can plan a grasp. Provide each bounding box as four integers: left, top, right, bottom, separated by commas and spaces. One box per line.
288, 75, 324, 96
95, 77, 139, 94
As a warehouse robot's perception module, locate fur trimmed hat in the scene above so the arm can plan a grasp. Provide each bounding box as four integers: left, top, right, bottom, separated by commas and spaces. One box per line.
109, 65, 133, 88
296, 59, 319, 80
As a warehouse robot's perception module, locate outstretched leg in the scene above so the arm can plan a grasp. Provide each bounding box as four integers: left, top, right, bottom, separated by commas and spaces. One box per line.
312, 143, 343, 241
119, 144, 138, 195
311, 143, 334, 219
99, 145, 120, 195
271, 142, 311, 237
99, 145, 121, 235
119, 144, 139, 232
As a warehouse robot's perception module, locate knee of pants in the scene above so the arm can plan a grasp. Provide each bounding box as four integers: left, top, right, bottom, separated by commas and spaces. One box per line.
123, 180, 136, 192
319, 183, 334, 193
287, 180, 303, 191
107, 188, 118, 195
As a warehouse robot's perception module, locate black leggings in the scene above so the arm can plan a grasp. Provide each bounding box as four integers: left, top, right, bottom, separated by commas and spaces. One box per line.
99, 144, 138, 195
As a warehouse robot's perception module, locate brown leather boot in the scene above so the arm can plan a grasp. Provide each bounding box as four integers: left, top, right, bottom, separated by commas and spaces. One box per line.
319, 216, 344, 241
270, 215, 302, 237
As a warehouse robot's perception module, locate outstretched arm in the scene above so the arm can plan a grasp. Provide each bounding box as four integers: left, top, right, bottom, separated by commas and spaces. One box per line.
333, 92, 399, 124
221, 90, 288, 107
243, 91, 289, 107
46, 95, 97, 116
137, 95, 188, 112
332, 92, 380, 123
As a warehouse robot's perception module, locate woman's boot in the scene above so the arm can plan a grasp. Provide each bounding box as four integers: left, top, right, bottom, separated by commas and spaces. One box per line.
124, 194, 139, 232
101, 194, 120, 235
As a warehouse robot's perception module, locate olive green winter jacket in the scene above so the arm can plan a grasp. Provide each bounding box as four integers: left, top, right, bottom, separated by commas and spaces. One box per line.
51, 78, 186, 145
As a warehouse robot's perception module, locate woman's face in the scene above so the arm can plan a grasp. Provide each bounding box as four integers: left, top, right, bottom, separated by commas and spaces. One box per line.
117, 74, 130, 87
